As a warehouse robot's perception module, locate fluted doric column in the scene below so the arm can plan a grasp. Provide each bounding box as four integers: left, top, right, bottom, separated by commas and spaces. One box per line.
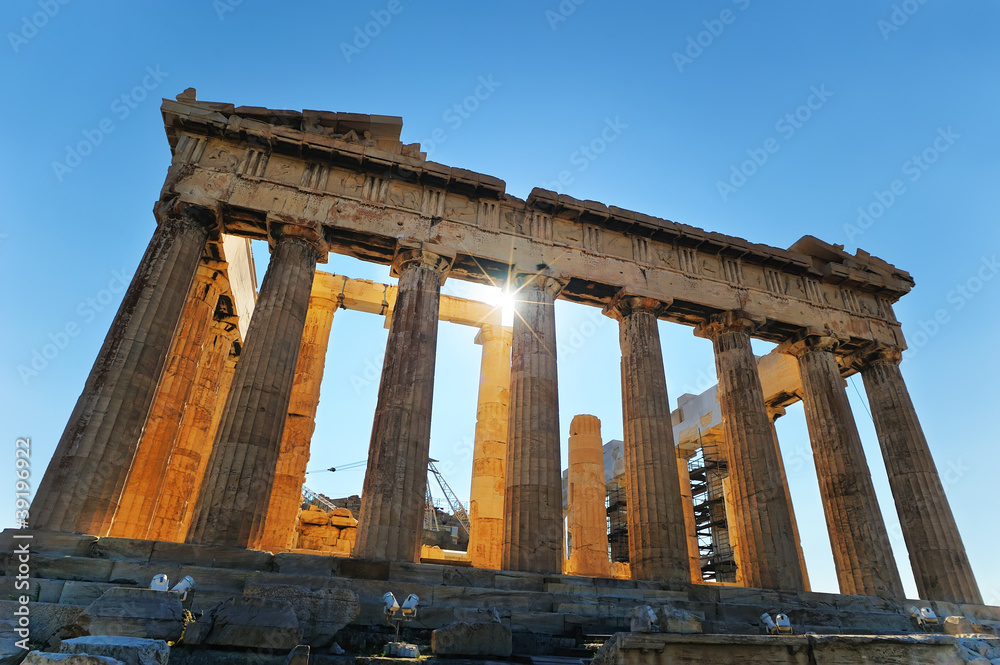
146, 317, 240, 542
354, 246, 453, 562
766, 406, 811, 591
187, 225, 325, 548
855, 346, 981, 603
784, 334, 904, 599
675, 449, 703, 582
695, 312, 805, 591
566, 414, 611, 578
110, 262, 227, 539
259, 272, 339, 552
606, 294, 688, 585
502, 274, 564, 573
467, 323, 513, 570
32, 207, 216, 534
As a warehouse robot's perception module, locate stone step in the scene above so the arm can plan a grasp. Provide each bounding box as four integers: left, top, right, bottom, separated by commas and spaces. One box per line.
7, 529, 997, 651
543, 583, 686, 602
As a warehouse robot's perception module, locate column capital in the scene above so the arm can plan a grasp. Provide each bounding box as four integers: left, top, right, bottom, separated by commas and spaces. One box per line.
212, 313, 241, 341
779, 332, 844, 358
511, 272, 567, 298
693, 309, 765, 340
268, 219, 329, 262
154, 201, 221, 239
766, 404, 787, 423
195, 259, 230, 290
603, 289, 671, 321
569, 413, 601, 437
475, 323, 512, 346
844, 344, 904, 371
391, 242, 454, 279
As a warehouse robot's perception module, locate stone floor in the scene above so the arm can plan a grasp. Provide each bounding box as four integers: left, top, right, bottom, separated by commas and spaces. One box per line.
2, 529, 999, 659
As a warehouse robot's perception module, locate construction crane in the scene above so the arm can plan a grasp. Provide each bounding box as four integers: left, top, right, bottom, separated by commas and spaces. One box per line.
423, 487, 439, 531
427, 459, 470, 535
303, 457, 472, 535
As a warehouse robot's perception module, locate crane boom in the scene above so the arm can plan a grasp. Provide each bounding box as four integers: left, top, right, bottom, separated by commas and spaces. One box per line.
427, 460, 470, 535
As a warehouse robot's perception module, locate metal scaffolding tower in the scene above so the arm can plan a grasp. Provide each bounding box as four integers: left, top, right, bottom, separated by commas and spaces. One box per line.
687, 440, 738, 583
606, 483, 629, 563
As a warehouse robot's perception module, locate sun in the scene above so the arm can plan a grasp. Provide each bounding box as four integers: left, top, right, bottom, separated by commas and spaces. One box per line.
484, 287, 516, 326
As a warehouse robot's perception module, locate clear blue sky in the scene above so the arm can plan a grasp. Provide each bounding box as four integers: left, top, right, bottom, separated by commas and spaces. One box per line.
2, 1, 998, 602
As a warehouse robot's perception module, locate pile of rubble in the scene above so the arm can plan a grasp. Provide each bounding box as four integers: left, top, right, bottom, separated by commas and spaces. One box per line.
294, 507, 358, 554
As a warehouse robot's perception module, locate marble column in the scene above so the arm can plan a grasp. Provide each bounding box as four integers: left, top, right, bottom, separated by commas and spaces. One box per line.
766, 406, 812, 592
467, 323, 513, 570
857, 347, 981, 604
566, 414, 611, 578
695, 312, 805, 591
354, 247, 452, 562
607, 294, 688, 585
146, 317, 239, 542
32, 208, 215, 535
109, 262, 227, 539
259, 273, 339, 552
186, 226, 325, 548
785, 334, 904, 599
502, 274, 564, 574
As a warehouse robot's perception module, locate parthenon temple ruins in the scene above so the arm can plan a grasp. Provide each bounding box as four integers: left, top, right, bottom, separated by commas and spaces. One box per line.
9, 90, 999, 662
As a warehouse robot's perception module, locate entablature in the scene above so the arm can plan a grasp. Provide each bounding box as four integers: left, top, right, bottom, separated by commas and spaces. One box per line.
160, 95, 913, 352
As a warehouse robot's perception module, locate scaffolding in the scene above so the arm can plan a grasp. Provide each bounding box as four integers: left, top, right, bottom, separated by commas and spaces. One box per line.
687, 441, 738, 583
606, 483, 629, 563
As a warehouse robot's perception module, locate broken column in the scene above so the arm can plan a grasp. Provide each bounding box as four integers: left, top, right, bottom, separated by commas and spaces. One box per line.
146, 316, 240, 542
187, 224, 326, 548
695, 311, 805, 592
109, 261, 227, 539
856, 346, 982, 604
354, 245, 452, 562
785, 334, 904, 599
675, 449, 702, 582
502, 274, 564, 574
32, 206, 216, 535
259, 273, 339, 551
467, 323, 513, 570
566, 414, 611, 577
606, 293, 688, 585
